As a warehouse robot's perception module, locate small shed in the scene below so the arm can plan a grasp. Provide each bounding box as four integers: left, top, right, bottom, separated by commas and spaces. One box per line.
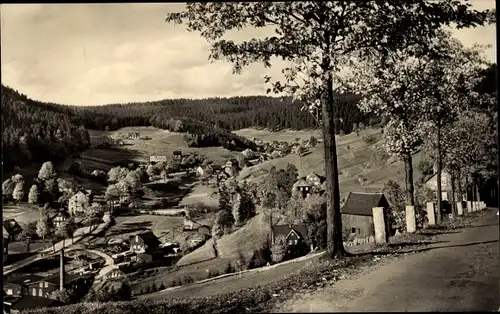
341, 192, 391, 240
272, 224, 310, 247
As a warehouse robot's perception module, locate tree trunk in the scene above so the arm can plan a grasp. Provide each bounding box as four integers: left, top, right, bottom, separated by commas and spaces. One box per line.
404, 153, 415, 206
451, 170, 457, 217
436, 123, 443, 225
269, 211, 274, 245
321, 72, 347, 258
457, 171, 463, 202
26, 240, 30, 253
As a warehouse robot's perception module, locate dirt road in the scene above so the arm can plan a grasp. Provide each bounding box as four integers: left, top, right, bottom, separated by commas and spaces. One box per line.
274, 209, 499, 312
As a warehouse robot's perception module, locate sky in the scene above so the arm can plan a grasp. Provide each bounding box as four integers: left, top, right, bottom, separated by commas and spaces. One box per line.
1, 2, 497, 106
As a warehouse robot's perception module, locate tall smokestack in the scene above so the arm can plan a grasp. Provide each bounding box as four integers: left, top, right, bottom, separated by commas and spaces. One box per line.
59, 248, 65, 291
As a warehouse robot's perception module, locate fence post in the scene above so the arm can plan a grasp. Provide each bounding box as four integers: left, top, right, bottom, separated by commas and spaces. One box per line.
456, 202, 464, 216
406, 206, 416, 233
372, 207, 387, 244
426, 202, 436, 226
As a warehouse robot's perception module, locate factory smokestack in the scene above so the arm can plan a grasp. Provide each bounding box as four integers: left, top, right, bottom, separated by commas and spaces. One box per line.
59, 248, 65, 291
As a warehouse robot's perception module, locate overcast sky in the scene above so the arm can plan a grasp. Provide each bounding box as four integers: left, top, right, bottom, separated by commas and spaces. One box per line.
1, 2, 496, 106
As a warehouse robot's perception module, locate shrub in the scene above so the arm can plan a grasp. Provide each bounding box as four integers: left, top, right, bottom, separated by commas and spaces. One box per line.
224, 262, 235, 274
151, 282, 157, 292
159, 282, 165, 290
184, 276, 194, 284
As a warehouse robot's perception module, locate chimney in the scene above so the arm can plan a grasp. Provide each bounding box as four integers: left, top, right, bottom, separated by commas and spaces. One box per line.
59, 249, 65, 291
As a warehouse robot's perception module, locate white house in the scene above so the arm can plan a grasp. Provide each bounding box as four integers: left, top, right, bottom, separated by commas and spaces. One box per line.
68, 190, 92, 216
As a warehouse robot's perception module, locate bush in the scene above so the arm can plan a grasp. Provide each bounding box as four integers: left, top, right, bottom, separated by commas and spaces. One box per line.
362, 134, 377, 144
224, 262, 235, 274
184, 276, 194, 284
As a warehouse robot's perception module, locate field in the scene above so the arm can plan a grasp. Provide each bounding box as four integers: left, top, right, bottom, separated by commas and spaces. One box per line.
3, 204, 41, 225
104, 214, 186, 244
86, 126, 240, 165
236, 127, 425, 201
179, 183, 219, 208
233, 128, 323, 143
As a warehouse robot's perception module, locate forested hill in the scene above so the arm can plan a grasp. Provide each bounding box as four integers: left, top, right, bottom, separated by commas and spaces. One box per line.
1, 85, 91, 171
1, 84, 374, 171
69, 94, 371, 133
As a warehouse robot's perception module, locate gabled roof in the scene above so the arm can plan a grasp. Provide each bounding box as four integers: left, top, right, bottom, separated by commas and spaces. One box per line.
134, 230, 161, 248
3, 219, 22, 237
272, 224, 309, 243
341, 192, 389, 216
33, 272, 93, 286
5, 274, 44, 286
293, 179, 311, 188
308, 172, 326, 183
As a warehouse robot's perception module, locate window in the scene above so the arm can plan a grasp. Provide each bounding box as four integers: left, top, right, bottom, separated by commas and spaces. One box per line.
32, 288, 36, 296
45, 282, 48, 288
39, 283, 43, 288
351, 227, 356, 234
39, 289, 43, 297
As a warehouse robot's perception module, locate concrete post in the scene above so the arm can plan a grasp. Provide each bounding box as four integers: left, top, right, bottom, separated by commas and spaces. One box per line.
467, 201, 472, 213
456, 202, 464, 216
59, 248, 65, 291
426, 202, 436, 226
406, 205, 416, 233
372, 207, 387, 244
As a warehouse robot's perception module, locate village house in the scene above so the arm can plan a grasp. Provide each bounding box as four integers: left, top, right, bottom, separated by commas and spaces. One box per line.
195, 166, 206, 177
341, 192, 391, 244
51, 211, 69, 229
128, 132, 140, 139
173, 150, 183, 160
271, 224, 310, 247
4, 275, 44, 297
217, 170, 232, 187
224, 158, 241, 177
424, 168, 453, 202
102, 265, 126, 281
150, 155, 167, 163
306, 172, 326, 189
25, 273, 93, 299
292, 179, 312, 198
68, 190, 93, 216
129, 231, 161, 254
3, 219, 22, 242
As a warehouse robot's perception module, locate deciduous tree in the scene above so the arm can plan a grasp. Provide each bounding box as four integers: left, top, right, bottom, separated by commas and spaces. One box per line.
12, 182, 24, 203
167, 1, 494, 257
36, 213, 52, 240
28, 184, 39, 204
38, 161, 57, 181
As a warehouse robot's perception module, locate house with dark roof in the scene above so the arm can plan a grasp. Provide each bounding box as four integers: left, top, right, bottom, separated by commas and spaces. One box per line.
306, 172, 326, 189
292, 179, 312, 198
50, 211, 70, 229
3, 219, 22, 242
341, 192, 391, 242
271, 224, 310, 247
25, 272, 94, 299
129, 231, 161, 253
4, 274, 44, 297
173, 150, 183, 160
5, 295, 65, 314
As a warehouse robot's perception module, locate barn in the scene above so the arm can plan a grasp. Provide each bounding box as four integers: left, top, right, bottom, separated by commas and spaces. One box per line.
341, 192, 391, 243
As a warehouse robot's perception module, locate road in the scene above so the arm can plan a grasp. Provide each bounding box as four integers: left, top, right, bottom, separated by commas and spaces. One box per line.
3, 223, 108, 275
274, 209, 499, 312
139, 252, 325, 300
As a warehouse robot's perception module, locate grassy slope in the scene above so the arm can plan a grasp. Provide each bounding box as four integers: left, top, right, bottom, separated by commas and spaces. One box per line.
179, 127, 424, 266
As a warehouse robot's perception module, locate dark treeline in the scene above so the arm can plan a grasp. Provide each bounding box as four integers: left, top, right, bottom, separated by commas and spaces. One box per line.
68, 94, 371, 134
2, 85, 91, 171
